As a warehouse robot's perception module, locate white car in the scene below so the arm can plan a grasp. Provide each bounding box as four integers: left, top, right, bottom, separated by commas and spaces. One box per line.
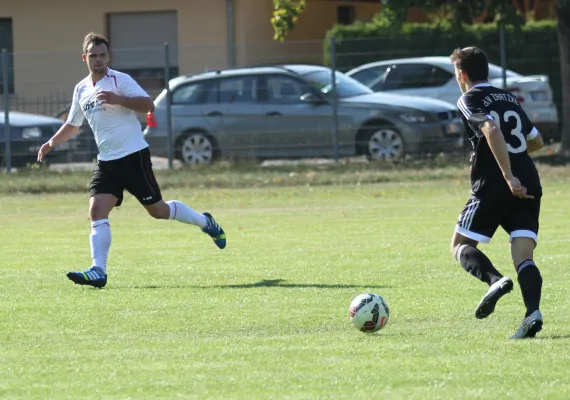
347, 57, 560, 142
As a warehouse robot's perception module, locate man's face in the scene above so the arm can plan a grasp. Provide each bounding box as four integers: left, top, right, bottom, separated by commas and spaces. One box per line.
82, 43, 110, 75
453, 62, 468, 94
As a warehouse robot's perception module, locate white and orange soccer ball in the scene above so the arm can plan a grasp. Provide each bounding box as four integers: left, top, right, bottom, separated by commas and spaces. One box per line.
349, 293, 390, 333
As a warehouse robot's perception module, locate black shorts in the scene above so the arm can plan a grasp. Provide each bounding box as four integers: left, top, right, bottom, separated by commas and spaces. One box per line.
89, 147, 162, 206
455, 193, 541, 245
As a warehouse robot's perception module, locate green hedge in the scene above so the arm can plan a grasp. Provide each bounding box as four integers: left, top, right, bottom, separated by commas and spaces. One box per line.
324, 20, 562, 114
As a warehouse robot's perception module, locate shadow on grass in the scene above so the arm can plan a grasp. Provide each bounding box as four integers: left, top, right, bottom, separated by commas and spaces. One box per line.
537, 333, 570, 340
118, 279, 391, 290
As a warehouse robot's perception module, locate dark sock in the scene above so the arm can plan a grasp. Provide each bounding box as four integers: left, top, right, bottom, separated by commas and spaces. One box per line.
516, 260, 542, 318
456, 244, 503, 286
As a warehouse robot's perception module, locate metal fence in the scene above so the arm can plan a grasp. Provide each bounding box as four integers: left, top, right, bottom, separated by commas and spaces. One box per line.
0, 30, 563, 172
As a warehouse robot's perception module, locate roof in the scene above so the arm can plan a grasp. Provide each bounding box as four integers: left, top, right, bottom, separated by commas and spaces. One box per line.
168, 64, 332, 87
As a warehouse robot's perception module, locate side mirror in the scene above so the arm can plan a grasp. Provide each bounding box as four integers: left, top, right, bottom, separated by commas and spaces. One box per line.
300, 92, 327, 105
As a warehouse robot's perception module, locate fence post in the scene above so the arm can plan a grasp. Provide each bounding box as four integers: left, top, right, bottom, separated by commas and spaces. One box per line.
499, 22, 507, 89
2, 49, 11, 173
329, 36, 340, 163
226, 0, 235, 68
164, 42, 173, 170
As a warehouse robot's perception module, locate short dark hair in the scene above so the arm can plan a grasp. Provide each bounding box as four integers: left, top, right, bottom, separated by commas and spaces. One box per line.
82, 32, 110, 54
450, 47, 489, 82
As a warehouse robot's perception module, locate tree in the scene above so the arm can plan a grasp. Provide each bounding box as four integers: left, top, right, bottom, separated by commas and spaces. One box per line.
271, 0, 306, 41
555, 0, 570, 154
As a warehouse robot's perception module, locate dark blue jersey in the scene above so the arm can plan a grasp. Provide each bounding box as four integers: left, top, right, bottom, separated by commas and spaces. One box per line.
457, 83, 542, 197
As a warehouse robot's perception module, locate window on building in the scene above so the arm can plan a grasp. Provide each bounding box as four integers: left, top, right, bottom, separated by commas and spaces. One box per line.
107, 11, 179, 95
338, 6, 356, 25
0, 18, 14, 94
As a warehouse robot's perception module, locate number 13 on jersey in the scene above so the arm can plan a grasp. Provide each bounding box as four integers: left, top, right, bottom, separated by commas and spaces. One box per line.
489, 110, 527, 154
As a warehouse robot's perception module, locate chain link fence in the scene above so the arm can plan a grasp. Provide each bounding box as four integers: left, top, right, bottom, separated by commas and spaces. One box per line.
0, 32, 563, 172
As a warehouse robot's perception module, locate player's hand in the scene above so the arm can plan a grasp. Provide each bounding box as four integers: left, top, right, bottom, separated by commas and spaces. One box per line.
96, 90, 122, 105
506, 175, 534, 199
37, 141, 53, 162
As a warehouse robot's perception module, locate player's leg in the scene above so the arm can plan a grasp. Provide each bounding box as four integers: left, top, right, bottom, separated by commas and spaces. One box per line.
505, 198, 543, 339
125, 148, 226, 249
451, 196, 512, 319
67, 161, 122, 288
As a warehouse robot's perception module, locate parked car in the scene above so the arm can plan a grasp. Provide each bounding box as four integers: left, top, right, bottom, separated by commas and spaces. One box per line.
0, 111, 76, 168
144, 64, 465, 164
346, 57, 560, 142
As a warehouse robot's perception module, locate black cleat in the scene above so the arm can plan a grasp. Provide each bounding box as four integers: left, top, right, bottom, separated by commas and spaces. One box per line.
510, 310, 543, 339
475, 276, 513, 319
66, 267, 108, 288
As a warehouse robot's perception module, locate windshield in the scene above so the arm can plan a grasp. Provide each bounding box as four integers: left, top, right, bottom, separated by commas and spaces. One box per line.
303, 70, 373, 98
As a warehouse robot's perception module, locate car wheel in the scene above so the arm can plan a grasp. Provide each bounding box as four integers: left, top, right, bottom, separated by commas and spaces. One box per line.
365, 128, 405, 161
176, 132, 217, 165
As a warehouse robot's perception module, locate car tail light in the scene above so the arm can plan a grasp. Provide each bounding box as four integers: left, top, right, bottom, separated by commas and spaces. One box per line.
146, 112, 157, 128
507, 87, 525, 103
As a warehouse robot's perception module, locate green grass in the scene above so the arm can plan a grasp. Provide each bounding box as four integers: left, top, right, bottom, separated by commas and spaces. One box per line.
1, 169, 569, 399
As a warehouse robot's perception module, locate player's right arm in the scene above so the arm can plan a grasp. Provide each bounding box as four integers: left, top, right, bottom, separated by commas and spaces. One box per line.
38, 85, 84, 162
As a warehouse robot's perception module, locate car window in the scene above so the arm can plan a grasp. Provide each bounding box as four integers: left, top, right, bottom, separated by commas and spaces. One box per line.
349, 66, 389, 88
172, 82, 208, 104
303, 70, 372, 98
262, 75, 309, 104
219, 76, 258, 104
383, 64, 453, 90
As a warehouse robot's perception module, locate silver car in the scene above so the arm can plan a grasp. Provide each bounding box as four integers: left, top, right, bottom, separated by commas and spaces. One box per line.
144, 64, 465, 164
346, 57, 560, 142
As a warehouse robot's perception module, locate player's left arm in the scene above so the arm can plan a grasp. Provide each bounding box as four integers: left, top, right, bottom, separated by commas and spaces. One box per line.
521, 111, 544, 153
526, 128, 544, 153
97, 74, 155, 113
116, 95, 154, 114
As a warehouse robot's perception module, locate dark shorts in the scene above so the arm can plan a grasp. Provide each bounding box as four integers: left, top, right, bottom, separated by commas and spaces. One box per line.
89, 147, 162, 207
455, 193, 541, 245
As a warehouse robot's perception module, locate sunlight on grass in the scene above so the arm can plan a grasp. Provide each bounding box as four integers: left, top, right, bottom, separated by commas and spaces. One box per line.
0, 172, 569, 399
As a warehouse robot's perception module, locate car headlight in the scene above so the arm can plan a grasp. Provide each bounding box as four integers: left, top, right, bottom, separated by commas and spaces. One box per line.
22, 127, 42, 139
399, 113, 428, 124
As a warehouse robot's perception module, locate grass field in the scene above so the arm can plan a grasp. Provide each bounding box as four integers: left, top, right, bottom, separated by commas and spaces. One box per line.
1, 164, 569, 399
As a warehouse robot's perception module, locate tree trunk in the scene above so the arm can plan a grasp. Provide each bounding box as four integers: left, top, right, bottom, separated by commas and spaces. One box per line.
556, 0, 570, 154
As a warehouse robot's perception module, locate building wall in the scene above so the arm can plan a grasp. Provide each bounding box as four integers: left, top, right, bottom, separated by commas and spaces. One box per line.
233, 0, 381, 67
2, 0, 556, 111
1, 0, 228, 105
2, 0, 384, 107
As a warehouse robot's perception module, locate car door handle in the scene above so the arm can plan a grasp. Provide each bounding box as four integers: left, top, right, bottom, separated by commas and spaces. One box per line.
206, 111, 223, 117
266, 111, 282, 116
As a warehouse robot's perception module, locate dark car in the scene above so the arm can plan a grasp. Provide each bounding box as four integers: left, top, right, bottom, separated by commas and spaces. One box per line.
0, 111, 76, 168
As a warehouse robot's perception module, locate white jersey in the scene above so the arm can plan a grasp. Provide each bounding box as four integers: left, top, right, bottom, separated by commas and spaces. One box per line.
66, 68, 150, 161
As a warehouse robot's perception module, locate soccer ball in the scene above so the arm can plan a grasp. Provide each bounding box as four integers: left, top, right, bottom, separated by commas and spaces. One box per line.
349, 293, 389, 333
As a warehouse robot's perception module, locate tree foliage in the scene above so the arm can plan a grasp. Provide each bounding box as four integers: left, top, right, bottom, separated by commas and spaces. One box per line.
378, 0, 526, 30
271, 0, 306, 41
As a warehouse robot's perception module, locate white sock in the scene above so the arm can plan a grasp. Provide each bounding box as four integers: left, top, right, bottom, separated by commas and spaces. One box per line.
167, 200, 207, 228
90, 219, 111, 274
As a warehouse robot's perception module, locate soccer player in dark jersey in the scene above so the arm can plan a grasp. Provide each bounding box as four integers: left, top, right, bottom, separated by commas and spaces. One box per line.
449, 47, 545, 339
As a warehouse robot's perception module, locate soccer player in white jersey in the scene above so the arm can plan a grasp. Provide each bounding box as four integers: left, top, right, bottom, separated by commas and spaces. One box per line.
37, 32, 226, 288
